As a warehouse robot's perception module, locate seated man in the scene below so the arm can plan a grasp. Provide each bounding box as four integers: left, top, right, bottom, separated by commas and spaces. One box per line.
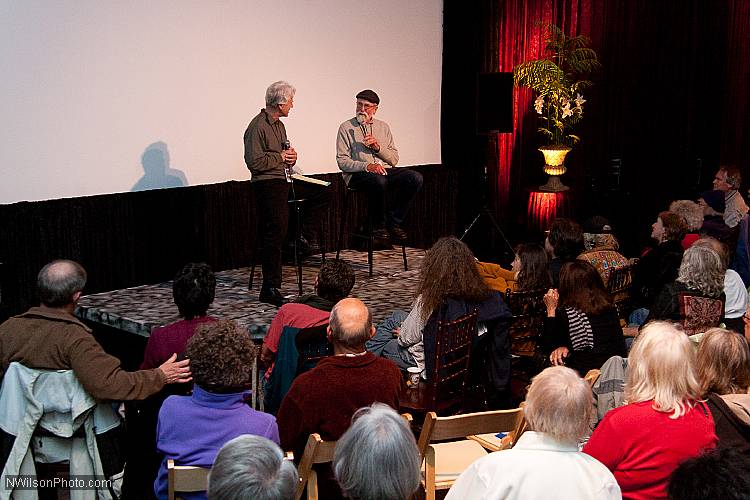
277, 298, 402, 498
446, 366, 621, 500
336, 89, 423, 241
0, 260, 190, 399
209, 435, 298, 500
261, 259, 355, 382
713, 165, 749, 229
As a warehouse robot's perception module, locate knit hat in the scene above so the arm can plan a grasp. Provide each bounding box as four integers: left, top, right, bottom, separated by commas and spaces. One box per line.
355, 89, 380, 105
701, 190, 726, 213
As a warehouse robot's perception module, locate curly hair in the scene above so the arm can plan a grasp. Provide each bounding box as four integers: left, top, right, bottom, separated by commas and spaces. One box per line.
547, 219, 584, 259
720, 165, 742, 190
669, 200, 704, 232
316, 259, 356, 303
516, 243, 552, 291
173, 263, 216, 319
417, 237, 490, 322
677, 245, 725, 298
658, 211, 688, 243
696, 328, 750, 396
185, 320, 256, 392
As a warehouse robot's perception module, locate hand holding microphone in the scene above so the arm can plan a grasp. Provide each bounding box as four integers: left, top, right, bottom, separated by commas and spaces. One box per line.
357, 113, 380, 152
281, 140, 297, 166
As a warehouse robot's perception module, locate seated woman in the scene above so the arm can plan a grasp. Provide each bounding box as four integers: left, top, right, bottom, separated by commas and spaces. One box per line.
542, 261, 627, 376
630, 210, 687, 322
476, 243, 552, 294
545, 218, 585, 287
696, 328, 750, 457
578, 216, 629, 288
141, 262, 217, 369
154, 320, 279, 500
644, 245, 726, 334
670, 199, 704, 249
367, 236, 510, 377
584, 321, 718, 499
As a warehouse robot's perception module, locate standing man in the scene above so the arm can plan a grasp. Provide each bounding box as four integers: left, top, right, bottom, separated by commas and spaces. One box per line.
336, 90, 423, 242
713, 165, 748, 229
244, 81, 298, 306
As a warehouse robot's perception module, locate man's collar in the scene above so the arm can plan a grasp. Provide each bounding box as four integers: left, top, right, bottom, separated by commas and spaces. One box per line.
262, 108, 280, 124
19, 306, 92, 332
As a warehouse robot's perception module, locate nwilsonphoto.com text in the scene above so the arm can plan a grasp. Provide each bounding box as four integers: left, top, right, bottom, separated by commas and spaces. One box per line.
5, 475, 112, 490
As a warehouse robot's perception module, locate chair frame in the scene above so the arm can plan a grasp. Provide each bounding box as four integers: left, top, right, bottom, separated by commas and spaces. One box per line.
167, 459, 210, 500
295, 433, 337, 500
416, 408, 524, 500
335, 185, 407, 276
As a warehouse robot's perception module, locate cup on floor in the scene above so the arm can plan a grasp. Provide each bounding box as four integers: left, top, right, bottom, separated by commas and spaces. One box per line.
407, 367, 422, 388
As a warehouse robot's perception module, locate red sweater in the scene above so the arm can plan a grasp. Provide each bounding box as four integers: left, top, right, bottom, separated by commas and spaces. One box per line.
277, 353, 402, 454
140, 316, 217, 369
584, 400, 717, 500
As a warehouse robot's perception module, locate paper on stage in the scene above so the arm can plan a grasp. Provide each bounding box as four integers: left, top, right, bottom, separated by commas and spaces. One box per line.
291, 174, 331, 187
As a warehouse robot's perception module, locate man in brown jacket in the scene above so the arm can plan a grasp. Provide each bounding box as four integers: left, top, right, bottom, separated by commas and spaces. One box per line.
0, 259, 190, 400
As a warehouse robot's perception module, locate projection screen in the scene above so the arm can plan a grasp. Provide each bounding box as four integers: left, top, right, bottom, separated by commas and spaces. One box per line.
0, 0, 442, 204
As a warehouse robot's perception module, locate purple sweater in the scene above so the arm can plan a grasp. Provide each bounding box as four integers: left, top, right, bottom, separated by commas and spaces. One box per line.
154, 384, 279, 500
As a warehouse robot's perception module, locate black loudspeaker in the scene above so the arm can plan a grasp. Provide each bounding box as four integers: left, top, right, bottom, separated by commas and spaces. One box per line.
476, 72, 514, 134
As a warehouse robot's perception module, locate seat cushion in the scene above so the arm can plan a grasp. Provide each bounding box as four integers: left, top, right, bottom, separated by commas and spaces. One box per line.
425, 439, 488, 486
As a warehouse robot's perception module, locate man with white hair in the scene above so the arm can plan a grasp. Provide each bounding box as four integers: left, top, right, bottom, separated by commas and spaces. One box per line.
713, 166, 748, 228
336, 89, 423, 242
446, 366, 621, 500
208, 435, 298, 500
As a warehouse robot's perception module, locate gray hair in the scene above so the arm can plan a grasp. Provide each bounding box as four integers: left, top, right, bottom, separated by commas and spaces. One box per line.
37, 260, 87, 307
720, 166, 742, 190
329, 298, 373, 349
524, 366, 593, 444
265, 81, 295, 108
333, 404, 421, 500
208, 435, 297, 500
669, 200, 704, 232
677, 245, 725, 298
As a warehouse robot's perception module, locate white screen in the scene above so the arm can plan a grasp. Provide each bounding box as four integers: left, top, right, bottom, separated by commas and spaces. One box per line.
0, 0, 442, 203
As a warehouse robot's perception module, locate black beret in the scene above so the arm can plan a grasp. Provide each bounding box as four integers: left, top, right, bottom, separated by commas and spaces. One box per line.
355, 89, 380, 105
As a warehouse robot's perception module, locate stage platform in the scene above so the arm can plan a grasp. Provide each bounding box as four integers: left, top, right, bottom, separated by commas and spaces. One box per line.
76, 247, 426, 340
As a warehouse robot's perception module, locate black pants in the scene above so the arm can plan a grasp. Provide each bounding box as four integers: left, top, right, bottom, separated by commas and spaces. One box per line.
347, 168, 423, 228
288, 180, 331, 243
253, 179, 331, 288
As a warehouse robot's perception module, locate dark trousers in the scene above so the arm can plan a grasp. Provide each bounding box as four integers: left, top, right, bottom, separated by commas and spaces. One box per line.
347, 168, 423, 227
288, 181, 331, 243
253, 179, 290, 289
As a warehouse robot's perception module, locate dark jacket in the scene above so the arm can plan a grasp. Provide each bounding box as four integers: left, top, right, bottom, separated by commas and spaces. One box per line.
631, 240, 684, 309
706, 393, 750, 457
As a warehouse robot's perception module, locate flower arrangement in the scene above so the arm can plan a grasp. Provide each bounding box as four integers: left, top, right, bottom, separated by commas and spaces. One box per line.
514, 24, 601, 148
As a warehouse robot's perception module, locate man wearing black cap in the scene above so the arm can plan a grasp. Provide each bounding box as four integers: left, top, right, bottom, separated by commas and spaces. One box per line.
336, 89, 423, 241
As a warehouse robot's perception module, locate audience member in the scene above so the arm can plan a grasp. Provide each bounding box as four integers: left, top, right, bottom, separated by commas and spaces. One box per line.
476, 243, 552, 293
692, 237, 748, 333
141, 262, 217, 369
277, 298, 401, 499
333, 404, 421, 500
584, 321, 718, 499
208, 435, 297, 500
667, 448, 750, 500
446, 366, 621, 500
699, 189, 733, 243
643, 245, 725, 332
542, 261, 627, 375
696, 328, 750, 456
669, 200, 703, 249
261, 259, 355, 381
578, 216, 629, 287
713, 165, 749, 229
155, 320, 279, 500
545, 218, 584, 287
630, 211, 686, 321
0, 260, 190, 399
368, 237, 510, 377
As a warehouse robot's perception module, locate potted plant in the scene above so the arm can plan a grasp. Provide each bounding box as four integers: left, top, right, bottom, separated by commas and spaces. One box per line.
514, 24, 601, 192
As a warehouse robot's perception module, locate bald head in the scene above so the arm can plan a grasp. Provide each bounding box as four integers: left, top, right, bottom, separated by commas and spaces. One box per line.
37, 260, 87, 308
328, 298, 373, 349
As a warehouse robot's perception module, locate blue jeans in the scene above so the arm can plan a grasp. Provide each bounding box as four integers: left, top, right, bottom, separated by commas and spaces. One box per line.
365, 310, 416, 370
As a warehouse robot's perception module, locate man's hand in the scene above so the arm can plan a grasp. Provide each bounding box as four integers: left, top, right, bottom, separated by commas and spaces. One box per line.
366, 163, 387, 176
159, 353, 192, 384
363, 134, 380, 152
281, 148, 297, 166
549, 346, 569, 366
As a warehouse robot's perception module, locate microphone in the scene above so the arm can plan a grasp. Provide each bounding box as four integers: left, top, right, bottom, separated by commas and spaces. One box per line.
281, 139, 291, 150
356, 112, 369, 137
281, 140, 292, 183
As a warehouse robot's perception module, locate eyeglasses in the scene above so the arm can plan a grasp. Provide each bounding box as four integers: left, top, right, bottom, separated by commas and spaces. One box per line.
356, 101, 377, 110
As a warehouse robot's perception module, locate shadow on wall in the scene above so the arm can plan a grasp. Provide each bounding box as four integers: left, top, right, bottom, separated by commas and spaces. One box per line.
131, 141, 188, 191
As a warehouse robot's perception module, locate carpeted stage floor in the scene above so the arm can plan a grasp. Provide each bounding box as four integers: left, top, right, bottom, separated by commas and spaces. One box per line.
77, 248, 426, 340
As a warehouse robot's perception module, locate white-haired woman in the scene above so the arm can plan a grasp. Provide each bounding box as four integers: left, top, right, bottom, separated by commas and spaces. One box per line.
584, 322, 718, 499
333, 404, 421, 500
446, 367, 620, 500
642, 244, 725, 330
